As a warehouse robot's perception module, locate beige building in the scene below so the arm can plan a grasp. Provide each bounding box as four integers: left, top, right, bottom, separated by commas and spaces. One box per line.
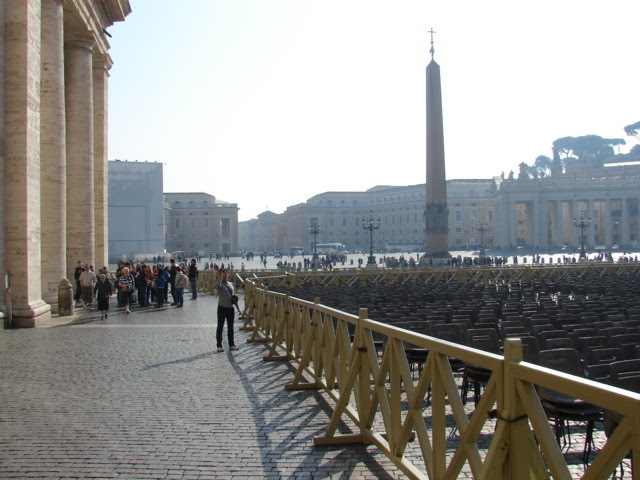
239, 180, 497, 254
1, 0, 131, 327
164, 193, 239, 256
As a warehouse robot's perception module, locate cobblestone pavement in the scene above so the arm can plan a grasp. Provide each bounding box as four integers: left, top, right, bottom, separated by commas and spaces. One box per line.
0, 295, 632, 479
0, 295, 406, 480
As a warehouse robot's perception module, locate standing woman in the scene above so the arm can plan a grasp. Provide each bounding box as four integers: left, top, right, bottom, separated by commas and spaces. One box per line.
119, 267, 135, 315
216, 269, 239, 352
93, 274, 112, 320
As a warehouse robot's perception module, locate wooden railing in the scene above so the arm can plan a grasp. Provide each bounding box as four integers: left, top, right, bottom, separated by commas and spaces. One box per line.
247, 262, 640, 290
239, 276, 640, 480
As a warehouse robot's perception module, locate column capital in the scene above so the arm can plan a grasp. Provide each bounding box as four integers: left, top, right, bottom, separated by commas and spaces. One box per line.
93, 53, 114, 72
64, 38, 94, 53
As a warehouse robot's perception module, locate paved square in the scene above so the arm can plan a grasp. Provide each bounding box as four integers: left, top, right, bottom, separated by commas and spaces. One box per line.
0, 296, 405, 479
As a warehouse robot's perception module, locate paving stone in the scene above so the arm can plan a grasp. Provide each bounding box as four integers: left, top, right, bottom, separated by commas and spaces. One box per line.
0, 296, 410, 479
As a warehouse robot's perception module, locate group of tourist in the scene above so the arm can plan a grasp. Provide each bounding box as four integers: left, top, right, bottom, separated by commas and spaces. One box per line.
73, 258, 200, 319
72, 259, 240, 352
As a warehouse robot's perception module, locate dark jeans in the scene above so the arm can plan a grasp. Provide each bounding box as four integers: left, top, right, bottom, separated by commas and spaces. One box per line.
170, 283, 177, 304
156, 286, 165, 307
74, 280, 82, 301
121, 290, 132, 307
176, 287, 184, 306
189, 277, 197, 299
216, 306, 235, 348
137, 286, 147, 307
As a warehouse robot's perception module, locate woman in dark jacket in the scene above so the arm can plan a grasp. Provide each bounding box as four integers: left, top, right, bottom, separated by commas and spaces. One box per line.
93, 274, 113, 320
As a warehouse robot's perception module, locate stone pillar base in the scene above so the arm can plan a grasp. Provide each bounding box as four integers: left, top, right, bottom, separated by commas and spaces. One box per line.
11, 300, 52, 328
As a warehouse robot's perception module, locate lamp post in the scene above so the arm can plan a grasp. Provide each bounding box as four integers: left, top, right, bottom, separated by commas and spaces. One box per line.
476, 224, 488, 257
306, 220, 323, 262
362, 210, 381, 266
572, 215, 592, 260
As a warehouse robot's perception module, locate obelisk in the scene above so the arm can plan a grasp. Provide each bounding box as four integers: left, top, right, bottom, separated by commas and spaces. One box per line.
423, 29, 450, 260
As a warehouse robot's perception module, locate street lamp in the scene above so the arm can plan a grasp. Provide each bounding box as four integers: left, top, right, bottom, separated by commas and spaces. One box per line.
476, 224, 488, 257
361, 210, 381, 266
307, 220, 323, 261
572, 215, 592, 260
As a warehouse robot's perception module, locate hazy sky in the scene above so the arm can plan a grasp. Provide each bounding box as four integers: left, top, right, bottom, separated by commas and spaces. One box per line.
107, 1, 640, 221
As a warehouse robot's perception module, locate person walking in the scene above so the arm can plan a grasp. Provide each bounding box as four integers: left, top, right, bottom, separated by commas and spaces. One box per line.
216, 269, 239, 352
169, 258, 178, 305
188, 258, 198, 300
79, 264, 97, 309
119, 266, 135, 315
93, 274, 112, 320
73, 260, 84, 306
174, 267, 188, 308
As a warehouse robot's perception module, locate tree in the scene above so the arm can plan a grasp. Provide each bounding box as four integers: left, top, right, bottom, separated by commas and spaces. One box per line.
624, 120, 640, 138
551, 135, 625, 167
534, 155, 552, 177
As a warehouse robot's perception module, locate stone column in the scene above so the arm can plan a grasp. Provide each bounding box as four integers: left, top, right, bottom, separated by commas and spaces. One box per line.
556, 200, 564, 248
93, 54, 112, 269
40, 0, 66, 309
4, 0, 52, 326
496, 197, 508, 249
0, 0, 6, 314
65, 38, 95, 279
621, 198, 629, 247
584, 199, 593, 248
604, 198, 612, 248
509, 201, 517, 249
571, 200, 579, 248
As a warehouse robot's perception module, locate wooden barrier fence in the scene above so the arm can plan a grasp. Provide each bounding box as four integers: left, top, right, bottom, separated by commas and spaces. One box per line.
238, 275, 640, 479
249, 262, 640, 291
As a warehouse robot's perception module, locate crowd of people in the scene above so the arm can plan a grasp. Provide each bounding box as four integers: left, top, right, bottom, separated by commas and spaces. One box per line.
73, 258, 200, 319
72, 259, 241, 352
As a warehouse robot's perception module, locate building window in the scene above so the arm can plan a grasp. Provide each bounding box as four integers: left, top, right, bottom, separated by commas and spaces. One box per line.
176, 219, 181, 228
488, 210, 493, 221
221, 218, 230, 237
455, 227, 462, 233
204, 219, 208, 228
342, 217, 347, 226
455, 210, 461, 222
472, 210, 477, 222
330, 217, 334, 227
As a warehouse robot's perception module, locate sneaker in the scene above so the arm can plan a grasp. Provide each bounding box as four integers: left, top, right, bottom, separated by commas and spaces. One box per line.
230, 346, 239, 351
217, 347, 224, 352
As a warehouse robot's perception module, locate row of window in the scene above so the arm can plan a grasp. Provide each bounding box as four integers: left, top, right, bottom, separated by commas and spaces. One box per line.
454, 210, 494, 222
173, 218, 232, 236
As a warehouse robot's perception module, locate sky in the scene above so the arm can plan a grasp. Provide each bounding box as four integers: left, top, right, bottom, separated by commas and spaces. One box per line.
107, 0, 640, 221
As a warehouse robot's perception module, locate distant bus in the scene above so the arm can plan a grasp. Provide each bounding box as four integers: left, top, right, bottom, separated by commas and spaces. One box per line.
315, 243, 346, 255
289, 246, 305, 256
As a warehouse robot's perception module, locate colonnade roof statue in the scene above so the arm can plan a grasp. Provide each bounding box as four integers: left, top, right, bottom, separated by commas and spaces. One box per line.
422, 28, 450, 260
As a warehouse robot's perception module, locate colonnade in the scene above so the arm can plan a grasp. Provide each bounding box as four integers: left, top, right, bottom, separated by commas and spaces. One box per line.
496, 178, 640, 251
1, 0, 130, 327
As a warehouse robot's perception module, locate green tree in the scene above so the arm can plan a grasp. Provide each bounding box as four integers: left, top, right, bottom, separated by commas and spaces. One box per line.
624, 120, 640, 137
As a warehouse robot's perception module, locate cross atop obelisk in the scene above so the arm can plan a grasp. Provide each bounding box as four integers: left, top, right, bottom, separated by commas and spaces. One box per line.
428, 27, 436, 59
